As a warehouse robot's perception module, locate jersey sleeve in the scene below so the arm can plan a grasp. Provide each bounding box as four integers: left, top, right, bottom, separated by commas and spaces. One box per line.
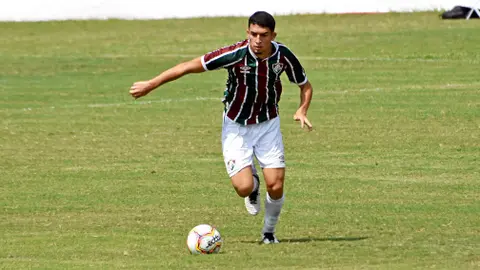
283, 48, 308, 85
201, 40, 248, 71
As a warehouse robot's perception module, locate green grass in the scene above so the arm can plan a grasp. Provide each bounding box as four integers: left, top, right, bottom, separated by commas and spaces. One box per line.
1, 12, 479, 269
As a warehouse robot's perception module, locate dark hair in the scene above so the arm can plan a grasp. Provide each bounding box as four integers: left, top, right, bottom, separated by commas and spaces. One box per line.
248, 11, 276, 32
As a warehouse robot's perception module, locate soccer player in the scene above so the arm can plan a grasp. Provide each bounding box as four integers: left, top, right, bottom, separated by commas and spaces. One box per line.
129, 11, 313, 244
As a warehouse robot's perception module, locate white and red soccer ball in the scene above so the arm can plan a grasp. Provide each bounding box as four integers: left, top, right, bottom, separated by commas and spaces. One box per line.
186, 224, 223, 254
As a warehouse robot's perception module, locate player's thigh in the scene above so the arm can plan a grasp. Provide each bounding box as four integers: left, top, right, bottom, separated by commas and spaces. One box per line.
254, 117, 285, 170
222, 117, 254, 178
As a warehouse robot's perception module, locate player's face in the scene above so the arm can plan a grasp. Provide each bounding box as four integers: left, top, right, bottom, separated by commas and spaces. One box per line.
247, 24, 276, 57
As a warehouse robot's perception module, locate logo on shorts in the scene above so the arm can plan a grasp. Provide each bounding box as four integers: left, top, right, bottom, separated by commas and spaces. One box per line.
227, 159, 236, 172
272, 63, 284, 74
279, 155, 285, 164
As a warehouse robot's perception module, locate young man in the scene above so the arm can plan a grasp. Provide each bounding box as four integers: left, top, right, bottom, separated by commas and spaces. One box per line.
129, 11, 313, 244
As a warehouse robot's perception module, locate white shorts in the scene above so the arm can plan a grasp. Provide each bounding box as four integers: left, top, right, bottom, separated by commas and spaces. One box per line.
222, 115, 285, 177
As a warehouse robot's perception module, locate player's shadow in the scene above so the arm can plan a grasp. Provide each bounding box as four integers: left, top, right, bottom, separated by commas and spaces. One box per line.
234, 236, 369, 244
280, 236, 369, 244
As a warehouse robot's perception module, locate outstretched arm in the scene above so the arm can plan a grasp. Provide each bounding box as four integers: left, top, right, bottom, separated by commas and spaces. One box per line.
129, 57, 205, 99
293, 80, 313, 130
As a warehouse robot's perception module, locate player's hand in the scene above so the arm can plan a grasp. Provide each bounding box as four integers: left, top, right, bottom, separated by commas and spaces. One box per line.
293, 109, 313, 131
129, 81, 154, 99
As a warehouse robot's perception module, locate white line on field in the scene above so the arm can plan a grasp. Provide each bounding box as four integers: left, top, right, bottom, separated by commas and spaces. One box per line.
299, 56, 457, 63
87, 97, 220, 108
2, 83, 479, 113
1, 97, 221, 112
4, 53, 475, 63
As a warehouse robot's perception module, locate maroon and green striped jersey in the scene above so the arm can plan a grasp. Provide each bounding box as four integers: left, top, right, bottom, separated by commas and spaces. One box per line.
201, 39, 308, 125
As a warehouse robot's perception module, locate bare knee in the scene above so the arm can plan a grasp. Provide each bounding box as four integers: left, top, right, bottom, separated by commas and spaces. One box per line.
230, 166, 254, 198
263, 168, 285, 199
264, 172, 284, 198
233, 182, 253, 197
265, 180, 283, 194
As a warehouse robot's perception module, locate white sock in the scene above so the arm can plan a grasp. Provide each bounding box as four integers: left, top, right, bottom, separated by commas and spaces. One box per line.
262, 192, 285, 233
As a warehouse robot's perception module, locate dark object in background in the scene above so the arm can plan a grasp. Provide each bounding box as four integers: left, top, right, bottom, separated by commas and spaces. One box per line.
441, 5, 479, 19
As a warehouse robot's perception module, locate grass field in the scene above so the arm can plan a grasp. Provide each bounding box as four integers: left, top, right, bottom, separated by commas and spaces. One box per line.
1, 11, 479, 269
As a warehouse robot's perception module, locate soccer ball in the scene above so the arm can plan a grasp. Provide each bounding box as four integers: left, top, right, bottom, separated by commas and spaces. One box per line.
186, 224, 222, 254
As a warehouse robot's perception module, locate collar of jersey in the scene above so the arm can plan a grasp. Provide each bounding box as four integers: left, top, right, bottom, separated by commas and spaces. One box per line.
247, 40, 279, 60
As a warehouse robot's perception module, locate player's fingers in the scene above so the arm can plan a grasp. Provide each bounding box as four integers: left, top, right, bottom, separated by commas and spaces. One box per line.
131, 82, 145, 89
129, 91, 141, 99
305, 118, 313, 129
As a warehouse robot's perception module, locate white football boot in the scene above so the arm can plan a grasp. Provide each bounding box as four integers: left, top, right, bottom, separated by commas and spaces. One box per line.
244, 174, 261, 215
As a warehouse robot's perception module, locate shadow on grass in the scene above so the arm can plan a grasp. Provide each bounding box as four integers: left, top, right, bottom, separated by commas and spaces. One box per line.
233, 236, 369, 244
281, 236, 369, 243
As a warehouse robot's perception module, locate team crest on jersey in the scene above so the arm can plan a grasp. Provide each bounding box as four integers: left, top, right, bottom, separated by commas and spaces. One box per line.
272, 63, 284, 74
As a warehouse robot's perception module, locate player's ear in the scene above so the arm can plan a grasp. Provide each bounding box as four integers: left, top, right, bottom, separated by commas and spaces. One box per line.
272, 31, 277, 40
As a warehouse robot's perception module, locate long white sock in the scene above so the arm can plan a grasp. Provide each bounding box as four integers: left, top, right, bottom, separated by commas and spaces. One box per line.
262, 192, 285, 233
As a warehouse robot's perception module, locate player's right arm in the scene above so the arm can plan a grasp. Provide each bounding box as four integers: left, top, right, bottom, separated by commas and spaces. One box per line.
129, 57, 205, 99
130, 40, 246, 99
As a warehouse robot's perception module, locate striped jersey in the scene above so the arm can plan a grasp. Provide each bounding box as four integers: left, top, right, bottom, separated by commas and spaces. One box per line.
201, 39, 307, 125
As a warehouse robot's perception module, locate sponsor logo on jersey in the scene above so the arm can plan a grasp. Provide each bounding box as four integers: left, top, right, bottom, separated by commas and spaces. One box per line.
240, 66, 251, 73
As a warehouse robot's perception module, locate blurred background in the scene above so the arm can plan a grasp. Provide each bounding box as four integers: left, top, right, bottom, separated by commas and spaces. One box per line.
1, 0, 478, 21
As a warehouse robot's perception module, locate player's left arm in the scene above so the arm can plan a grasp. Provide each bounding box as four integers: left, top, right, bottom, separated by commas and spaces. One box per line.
283, 47, 313, 131
294, 80, 313, 131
